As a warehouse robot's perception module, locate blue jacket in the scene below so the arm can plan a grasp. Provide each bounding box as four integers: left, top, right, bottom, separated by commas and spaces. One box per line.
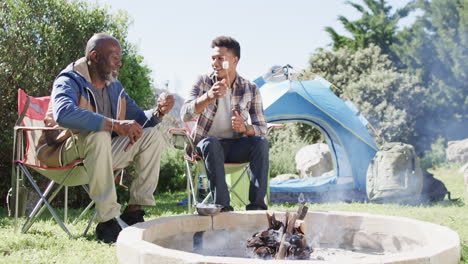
52, 57, 159, 131
37, 57, 159, 167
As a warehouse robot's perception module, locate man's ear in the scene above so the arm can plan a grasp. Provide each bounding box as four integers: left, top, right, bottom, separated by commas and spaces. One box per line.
89, 50, 99, 63
233, 56, 239, 66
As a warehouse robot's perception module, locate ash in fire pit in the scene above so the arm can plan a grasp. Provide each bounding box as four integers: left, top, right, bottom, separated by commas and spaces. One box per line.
247, 205, 312, 260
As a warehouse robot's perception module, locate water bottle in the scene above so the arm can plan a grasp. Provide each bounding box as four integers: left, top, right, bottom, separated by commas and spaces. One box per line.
197, 173, 209, 202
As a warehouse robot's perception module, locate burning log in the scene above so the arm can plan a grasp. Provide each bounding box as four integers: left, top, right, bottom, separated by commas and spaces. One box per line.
246, 205, 312, 260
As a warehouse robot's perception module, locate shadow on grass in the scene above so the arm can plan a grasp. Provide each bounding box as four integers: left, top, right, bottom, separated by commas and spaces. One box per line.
437, 198, 465, 207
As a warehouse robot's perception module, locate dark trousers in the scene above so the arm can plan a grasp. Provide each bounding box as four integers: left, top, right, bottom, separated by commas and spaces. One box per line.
196, 136, 269, 210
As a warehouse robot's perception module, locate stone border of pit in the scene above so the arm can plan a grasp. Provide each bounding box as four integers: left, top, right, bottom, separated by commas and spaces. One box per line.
116, 211, 460, 264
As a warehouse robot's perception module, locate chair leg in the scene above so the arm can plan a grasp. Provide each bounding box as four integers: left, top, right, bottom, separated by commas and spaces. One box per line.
82, 211, 97, 237
64, 186, 68, 223
19, 165, 73, 238
185, 160, 195, 213
21, 181, 66, 235
14, 163, 21, 232
72, 200, 95, 225
22, 180, 55, 231
13, 129, 21, 231
185, 161, 190, 212
72, 184, 95, 225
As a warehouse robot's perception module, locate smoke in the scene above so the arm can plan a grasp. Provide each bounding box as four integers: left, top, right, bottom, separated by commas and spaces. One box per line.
153, 216, 419, 261
191, 228, 256, 258
391, 0, 468, 153
270, 189, 367, 204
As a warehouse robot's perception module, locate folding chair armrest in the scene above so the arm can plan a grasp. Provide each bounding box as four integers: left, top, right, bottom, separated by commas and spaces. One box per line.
168, 128, 189, 135
14, 125, 67, 131
13, 126, 70, 162
266, 123, 285, 135
168, 128, 196, 155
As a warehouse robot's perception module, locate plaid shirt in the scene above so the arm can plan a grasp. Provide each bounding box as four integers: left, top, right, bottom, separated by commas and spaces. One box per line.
181, 73, 267, 145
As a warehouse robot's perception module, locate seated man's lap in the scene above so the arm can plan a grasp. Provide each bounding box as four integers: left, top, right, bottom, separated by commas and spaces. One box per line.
197, 136, 268, 164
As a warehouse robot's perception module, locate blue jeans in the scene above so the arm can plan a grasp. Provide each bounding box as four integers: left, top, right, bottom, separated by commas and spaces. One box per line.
196, 136, 269, 210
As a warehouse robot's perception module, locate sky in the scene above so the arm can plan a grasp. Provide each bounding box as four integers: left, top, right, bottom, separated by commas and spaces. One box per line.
84, 0, 415, 97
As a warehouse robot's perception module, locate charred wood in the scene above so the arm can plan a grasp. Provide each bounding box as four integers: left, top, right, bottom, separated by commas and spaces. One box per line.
246, 206, 312, 260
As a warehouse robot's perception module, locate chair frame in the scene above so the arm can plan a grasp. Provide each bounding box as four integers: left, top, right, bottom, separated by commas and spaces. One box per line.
12, 91, 99, 238
169, 123, 283, 212
169, 128, 252, 212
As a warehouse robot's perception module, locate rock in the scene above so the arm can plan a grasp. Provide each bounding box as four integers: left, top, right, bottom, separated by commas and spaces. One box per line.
295, 144, 333, 178
271, 174, 300, 181
462, 163, 468, 193
446, 138, 468, 163
459, 162, 468, 174
465, 173, 468, 194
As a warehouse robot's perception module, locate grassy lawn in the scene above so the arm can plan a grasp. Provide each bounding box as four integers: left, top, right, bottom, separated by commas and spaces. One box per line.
0, 166, 466, 264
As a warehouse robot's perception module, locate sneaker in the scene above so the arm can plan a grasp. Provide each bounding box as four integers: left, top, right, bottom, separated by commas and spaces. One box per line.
246, 204, 268, 211
220, 205, 234, 212
96, 218, 122, 244
120, 209, 145, 226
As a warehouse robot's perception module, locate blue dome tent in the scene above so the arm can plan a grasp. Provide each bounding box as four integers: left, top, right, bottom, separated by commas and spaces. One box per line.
255, 71, 379, 203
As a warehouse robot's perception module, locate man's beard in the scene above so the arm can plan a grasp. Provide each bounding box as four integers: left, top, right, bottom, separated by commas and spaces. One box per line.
104, 72, 118, 83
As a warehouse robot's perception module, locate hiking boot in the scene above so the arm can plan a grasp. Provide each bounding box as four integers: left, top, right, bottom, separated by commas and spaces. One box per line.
220, 205, 234, 212
96, 218, 122, 244
120, 209, 145, 226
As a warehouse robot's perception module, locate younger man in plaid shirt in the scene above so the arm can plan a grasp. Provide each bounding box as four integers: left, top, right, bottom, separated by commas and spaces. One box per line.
181, 36, 269, 212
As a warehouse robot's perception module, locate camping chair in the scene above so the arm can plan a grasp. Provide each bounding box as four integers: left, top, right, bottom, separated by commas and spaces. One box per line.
11, 89, 122, 238
169, 121, 283, 212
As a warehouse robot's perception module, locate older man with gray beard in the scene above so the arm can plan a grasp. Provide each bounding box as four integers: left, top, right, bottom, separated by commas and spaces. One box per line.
37, 33, 174, 243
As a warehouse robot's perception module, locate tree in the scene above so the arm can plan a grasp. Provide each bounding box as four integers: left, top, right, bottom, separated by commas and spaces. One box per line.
394, 0, 468, 144
0, 0, 154, 203
307, 45, 425, 147
325, 0, 415, 64
119, 43, 155, 109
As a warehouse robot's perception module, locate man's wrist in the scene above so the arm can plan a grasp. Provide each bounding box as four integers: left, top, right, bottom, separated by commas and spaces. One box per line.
153, 107, 164, 119
244, 123, 252, 134
206, 92, 216, 103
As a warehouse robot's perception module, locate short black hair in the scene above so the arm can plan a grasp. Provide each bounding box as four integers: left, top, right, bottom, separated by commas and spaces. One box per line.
211, 36, 241, 59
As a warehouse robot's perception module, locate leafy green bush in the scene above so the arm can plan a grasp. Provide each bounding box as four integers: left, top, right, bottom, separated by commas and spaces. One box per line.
420, 137, 447, 170
156, 147, 188, 193
1, 0, 154, 206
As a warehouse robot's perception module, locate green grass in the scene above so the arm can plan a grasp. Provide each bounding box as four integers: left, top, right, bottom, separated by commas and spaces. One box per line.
0, 166, 466, 264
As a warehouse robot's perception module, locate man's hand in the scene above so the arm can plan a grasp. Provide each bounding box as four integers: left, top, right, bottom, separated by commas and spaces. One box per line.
207, 79, 228, 101
155, 92, 175, 116
113, 120, 143, 151
231, 110, 246, 133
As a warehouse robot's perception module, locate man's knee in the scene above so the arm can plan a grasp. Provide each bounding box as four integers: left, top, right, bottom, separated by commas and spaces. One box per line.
141, 127, 164, 158
197, 137, 222, 155
85, 131, 111, 147
145, 126, 163, 139
253, 136, 269, 152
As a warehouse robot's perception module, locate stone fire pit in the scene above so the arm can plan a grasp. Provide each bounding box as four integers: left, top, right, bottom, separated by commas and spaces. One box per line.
116, 211, 460, 264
